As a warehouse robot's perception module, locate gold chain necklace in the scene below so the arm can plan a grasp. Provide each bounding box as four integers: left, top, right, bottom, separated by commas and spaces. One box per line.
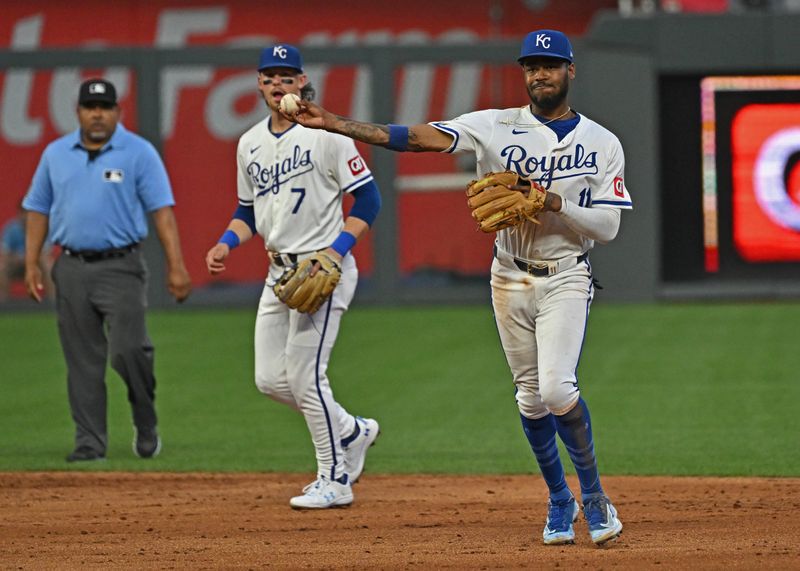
534, 106, 571, 127
499, 106, 573, 128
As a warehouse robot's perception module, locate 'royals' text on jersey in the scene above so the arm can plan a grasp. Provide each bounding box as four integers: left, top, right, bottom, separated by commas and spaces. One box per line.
236, 118, 373, 254
431, 106, 633, 261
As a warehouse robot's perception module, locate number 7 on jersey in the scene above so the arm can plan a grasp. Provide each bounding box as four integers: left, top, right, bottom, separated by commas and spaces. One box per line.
291, 187, 306, 214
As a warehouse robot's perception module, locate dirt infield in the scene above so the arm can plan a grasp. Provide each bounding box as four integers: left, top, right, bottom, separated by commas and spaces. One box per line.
1, 473, 798, 570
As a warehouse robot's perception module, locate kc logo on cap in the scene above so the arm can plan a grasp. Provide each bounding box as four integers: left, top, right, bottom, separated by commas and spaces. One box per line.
258, 43, 304, 73
535, 33, 551, 49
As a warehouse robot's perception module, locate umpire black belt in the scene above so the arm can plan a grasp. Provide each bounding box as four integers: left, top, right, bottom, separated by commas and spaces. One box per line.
63, 243, 139, 263
494, 244, 588, 277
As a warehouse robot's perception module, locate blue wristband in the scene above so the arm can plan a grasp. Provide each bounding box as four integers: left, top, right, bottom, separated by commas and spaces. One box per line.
330, 231, 357, 257
387, 124, 409, 152
219, 229, 240, 249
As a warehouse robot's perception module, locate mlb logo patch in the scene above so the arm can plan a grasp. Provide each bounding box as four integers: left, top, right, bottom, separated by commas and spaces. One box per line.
103, 169, 124, 183
347, 156, 365, 176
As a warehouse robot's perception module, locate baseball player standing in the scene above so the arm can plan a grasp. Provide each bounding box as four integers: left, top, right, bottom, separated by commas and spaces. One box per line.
204, 44, 381, 509
283, 30, 630, 543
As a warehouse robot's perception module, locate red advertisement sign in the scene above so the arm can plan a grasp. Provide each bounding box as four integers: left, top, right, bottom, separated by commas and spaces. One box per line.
731, 103, 800, 262
0, 0, 610, 293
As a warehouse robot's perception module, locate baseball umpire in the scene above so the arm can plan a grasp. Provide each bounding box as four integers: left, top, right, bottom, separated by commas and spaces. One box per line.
282, 29, 631, 544
205, 44, 381, 509
23, 78, 192, 462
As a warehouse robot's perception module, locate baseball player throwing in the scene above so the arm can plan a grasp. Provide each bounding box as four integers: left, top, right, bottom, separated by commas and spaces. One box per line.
205, 44, 381, 509
283, 30, 630, 543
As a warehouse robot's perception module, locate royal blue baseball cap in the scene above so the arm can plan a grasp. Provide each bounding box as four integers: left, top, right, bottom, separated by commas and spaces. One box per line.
258, 44, 304, 72
517, 29, 573, 63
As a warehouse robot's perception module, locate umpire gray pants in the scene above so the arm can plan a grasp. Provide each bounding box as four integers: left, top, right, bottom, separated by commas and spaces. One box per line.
52, 249, 156, 455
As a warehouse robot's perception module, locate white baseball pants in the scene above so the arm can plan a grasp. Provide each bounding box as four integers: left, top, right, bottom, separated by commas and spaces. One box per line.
490, 249, 594, 419
254, 253, 358, 481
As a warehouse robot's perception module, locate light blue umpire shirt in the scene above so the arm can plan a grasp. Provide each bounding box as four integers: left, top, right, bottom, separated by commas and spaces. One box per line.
22, 123, 174, 252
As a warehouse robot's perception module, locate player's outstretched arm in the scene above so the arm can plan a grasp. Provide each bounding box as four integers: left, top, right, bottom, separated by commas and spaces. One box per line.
284, 100, 453, 153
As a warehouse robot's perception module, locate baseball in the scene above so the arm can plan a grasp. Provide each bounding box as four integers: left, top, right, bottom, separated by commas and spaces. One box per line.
280, 93, 301, 115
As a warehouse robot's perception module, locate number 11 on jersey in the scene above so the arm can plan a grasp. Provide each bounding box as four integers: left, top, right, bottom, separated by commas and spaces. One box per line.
578, 187, 591, 207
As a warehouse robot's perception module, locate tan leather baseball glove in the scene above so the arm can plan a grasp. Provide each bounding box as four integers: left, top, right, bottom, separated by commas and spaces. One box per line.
466, 171, 547, 232
272, 251, 342, 314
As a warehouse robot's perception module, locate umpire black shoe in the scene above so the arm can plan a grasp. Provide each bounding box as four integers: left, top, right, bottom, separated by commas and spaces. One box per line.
133, 427, 162, 459
66, 447, 106, 462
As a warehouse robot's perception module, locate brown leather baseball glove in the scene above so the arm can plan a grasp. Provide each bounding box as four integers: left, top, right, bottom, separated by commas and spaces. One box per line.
272, 251, 342, 314
466, 171, 547, 233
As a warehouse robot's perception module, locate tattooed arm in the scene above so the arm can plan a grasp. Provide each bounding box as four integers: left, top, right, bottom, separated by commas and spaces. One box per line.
286, 100, 454, 152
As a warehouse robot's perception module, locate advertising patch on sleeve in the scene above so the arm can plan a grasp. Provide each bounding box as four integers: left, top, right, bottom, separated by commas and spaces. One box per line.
348, 156, 366, 176
613, 176, 625, 197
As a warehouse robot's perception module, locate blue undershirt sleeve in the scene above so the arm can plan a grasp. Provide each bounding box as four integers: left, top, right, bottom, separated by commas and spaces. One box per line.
348, 180, 381, 226
232, 204, 257, 235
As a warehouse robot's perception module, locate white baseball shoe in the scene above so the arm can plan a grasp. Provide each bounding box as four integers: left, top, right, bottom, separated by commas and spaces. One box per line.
289, 476, 354, 509
343, 416, 380, 483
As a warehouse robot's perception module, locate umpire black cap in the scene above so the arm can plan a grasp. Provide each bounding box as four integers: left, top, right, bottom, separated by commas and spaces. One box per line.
78, 78, 118, 106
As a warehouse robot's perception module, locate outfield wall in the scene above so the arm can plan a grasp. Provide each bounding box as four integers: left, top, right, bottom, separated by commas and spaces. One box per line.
2, 6, 799, 306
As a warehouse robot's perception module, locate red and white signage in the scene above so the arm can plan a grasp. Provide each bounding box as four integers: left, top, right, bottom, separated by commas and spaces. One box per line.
0, 0, 610, 290
732, 103, 800, 262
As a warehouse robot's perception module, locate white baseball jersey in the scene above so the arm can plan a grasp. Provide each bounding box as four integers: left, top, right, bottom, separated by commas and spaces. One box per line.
432, 106, 633, 261
236, 118, 374, 254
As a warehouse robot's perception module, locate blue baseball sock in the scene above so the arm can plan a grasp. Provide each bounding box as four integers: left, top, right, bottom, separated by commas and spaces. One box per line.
554, 397, 604, 500
520, 413, 572, 502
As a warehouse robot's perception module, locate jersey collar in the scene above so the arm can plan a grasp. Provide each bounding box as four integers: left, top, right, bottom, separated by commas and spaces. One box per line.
267, 116, 297, 138
519, 105, 581, 146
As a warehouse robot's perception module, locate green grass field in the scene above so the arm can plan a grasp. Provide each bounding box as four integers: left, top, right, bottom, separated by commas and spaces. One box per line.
2, 302, 799, 476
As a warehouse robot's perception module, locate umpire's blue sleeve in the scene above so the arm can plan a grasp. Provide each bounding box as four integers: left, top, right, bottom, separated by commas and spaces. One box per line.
348, 180, 381, 227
